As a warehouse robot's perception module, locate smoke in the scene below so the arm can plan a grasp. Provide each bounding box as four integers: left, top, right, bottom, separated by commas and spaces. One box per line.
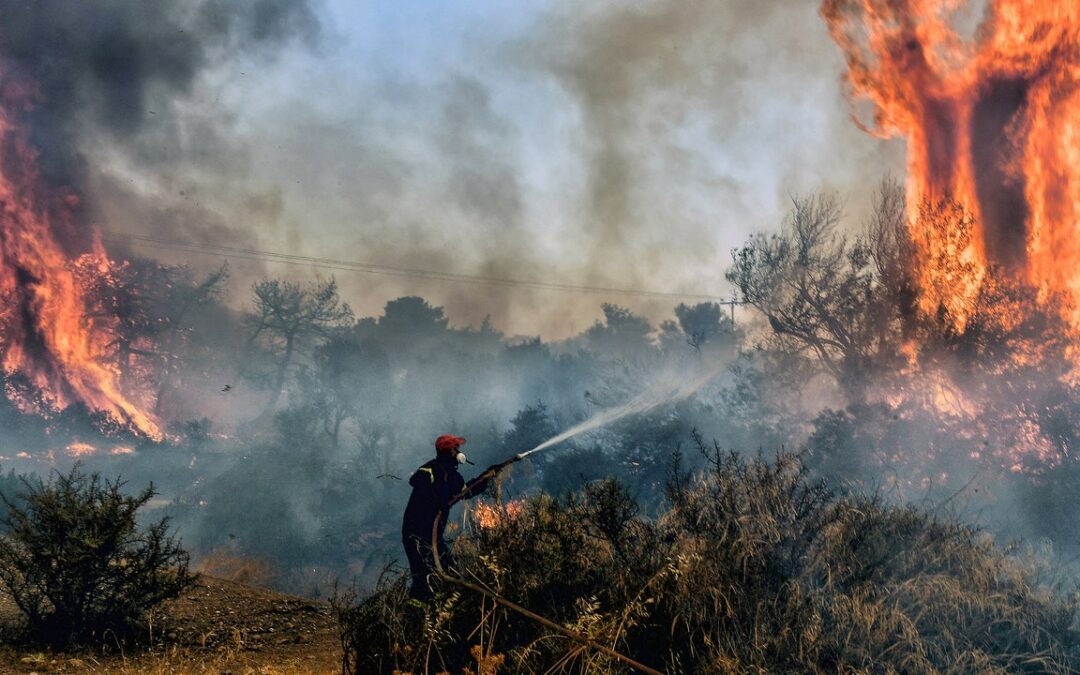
0, 0, 904, 340
540, 1, 743, 279
527, 0, 904, 291
0, 0, 319, 268
0, 0, 317, 181
37, 0, 900, 340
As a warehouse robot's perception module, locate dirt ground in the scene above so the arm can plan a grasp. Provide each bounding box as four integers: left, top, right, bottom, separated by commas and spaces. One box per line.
0, 575, 342, 674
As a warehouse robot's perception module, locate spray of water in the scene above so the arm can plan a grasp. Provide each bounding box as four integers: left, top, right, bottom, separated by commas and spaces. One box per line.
516, 359, 730, 460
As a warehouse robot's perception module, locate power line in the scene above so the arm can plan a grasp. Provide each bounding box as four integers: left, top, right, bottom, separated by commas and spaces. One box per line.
101, 230, 738, 303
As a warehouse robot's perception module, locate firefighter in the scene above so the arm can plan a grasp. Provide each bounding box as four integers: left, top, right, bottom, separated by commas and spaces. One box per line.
402, 434, 493, 603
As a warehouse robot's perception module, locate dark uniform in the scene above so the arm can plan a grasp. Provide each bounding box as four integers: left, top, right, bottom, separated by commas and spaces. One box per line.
401, 454, 489, 601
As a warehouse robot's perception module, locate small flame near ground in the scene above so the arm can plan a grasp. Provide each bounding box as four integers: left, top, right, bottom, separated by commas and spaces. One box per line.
472, 500, 525, 530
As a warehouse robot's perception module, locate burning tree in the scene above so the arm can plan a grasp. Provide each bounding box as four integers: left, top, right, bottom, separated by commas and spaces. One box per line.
74, 259, 231, 419
0, 78, 160, 439
822, 0, 1080, 332
744, 0, 1080, 484
729, 175, 1080, 484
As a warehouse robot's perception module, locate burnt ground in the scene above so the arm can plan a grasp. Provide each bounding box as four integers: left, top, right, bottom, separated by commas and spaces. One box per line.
0, 575, 341, 674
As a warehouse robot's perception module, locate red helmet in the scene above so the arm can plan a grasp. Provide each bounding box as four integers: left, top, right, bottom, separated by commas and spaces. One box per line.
435, 435, 466, 456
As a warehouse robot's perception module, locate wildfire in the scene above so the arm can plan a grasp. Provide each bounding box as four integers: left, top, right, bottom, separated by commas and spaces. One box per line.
822, 0, 1080, 329
471, 500, 524, 530
0, 73, 159, 438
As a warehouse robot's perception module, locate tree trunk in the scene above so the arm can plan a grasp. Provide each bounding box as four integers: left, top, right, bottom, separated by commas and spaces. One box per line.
264, 333, 295, 416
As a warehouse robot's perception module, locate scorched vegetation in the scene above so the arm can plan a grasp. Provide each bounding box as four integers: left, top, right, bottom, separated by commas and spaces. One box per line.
337, 449, 1080, 674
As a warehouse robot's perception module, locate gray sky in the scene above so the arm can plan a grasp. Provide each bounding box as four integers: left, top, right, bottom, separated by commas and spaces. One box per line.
81, 0, 905, 339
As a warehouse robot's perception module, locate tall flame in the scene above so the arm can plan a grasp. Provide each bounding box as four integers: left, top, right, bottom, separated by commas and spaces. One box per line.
0, 76, 159, 439
822, 0, 1080, 328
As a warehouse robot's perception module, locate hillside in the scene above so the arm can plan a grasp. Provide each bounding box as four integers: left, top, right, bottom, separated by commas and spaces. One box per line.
0, 575, 339, 674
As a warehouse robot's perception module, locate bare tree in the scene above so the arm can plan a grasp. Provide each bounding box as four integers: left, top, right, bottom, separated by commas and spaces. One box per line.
726, 182, 913, 399
246, 278, 353, 416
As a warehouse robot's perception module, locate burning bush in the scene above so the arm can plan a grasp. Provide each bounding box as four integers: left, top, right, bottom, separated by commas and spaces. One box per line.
337, 450, 1079, 674
0, 465, 194, 647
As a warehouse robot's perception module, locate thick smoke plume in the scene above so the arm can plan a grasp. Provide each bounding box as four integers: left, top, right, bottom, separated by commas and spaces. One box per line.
0, 0, 318, 188
0, 1, 320, 436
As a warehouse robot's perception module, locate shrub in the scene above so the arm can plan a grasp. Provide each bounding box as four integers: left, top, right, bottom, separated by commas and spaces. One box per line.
338, 450, 1080, 674
0, 464, 195, 646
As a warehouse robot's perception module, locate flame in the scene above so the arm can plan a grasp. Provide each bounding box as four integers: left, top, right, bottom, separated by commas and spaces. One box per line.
822, 0, 1080, 329
471, 500, 524, 530
0, 74, 159, 439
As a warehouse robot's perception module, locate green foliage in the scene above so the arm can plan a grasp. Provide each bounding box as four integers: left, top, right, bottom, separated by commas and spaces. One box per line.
0, 465, 194, 647
339, 451, 1079, 674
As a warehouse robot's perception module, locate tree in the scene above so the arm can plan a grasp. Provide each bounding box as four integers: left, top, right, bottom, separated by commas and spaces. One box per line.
673, 301, 742, 353
584, 304, 655, 358
299, 336, 390, 450
246, 278, 353, 416
502, 402, 558, 457
726, 183, 913, 399
0, 465, 194, 646
152, 264, 229, 416
374, 296, 450, 355
74, 259, 231, 419
674, 302, 723, 350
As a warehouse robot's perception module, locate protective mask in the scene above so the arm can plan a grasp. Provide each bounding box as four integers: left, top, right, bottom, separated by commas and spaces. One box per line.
456, 451, 474, 465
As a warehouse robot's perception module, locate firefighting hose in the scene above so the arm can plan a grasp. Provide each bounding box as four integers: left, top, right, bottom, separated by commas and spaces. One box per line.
430, 455, 665, 675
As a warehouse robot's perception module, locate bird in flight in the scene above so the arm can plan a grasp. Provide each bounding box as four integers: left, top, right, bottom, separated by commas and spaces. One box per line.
222, 384, 232, 393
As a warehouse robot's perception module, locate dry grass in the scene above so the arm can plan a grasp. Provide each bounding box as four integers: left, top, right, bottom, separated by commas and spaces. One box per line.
196, 548, 276, 587
339, 449, 1080, 674
0, 643, 337, 674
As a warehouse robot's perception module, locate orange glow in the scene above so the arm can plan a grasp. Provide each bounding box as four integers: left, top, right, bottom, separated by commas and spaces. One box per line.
0, 74, 159, 438
823, 0, 1080, 329
65, 442, 97, 457
471, 500, 524, 530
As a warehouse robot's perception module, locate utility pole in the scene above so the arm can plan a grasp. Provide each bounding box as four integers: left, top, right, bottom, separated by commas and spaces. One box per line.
726, 296, 746, 325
